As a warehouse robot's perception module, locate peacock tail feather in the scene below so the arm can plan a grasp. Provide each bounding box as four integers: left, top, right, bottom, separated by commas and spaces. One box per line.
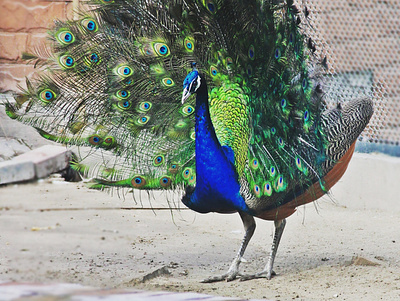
6, 0, 373, 217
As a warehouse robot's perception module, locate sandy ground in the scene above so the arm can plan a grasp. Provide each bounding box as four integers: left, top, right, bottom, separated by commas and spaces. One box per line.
0, 175, 399, 301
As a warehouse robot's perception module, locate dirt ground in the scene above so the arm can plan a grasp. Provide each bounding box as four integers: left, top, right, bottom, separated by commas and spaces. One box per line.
0, 176, 399, 301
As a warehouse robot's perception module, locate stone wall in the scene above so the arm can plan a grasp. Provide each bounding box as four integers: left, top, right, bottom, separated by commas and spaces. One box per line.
0, 0, 74, 92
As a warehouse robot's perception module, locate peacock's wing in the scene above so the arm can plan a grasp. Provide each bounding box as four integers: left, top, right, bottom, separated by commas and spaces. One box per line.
6, 0, 217, 190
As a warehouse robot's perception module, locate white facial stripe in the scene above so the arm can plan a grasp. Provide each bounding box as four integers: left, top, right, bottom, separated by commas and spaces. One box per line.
196, 76, 201, 91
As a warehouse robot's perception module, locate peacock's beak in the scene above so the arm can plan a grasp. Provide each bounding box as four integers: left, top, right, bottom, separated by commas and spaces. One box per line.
182, 88, 191, 104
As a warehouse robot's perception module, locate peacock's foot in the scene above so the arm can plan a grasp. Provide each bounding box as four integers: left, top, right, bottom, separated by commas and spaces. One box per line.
201, 271, 243, 283
239, 270, 276, 281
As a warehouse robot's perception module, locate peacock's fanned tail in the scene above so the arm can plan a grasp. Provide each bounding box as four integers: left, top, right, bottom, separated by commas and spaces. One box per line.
6, 0, 373, 214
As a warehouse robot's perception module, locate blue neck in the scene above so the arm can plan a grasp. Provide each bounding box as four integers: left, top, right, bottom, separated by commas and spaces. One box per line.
182, 78, 249, 214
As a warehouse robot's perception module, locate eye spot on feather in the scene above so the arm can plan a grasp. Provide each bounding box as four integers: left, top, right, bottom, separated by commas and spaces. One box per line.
295, 157, 308, 175
115, 65, 133, 78
118, 100, 131, 110
281, 98, 287, 108
39, 89, 57, 104
131, 176, 146, 188
271, 127, 276, 135
81, 18, 98, 32
181, 105, 194, 116
182, 167, 192, 180
188, 174, 196, 184
269, 166, 276, 177
102, 136, 116, 148
225, 57, 233, 70
253, 184, 261, 197
137, 102, 151, 112
263, 182, 273, 196
88, 52, 100, 64
269, 78, 275, 87
160, 176, 172, 188
302, 78, 308, 90
116, 90, 130, 99
275, 175, 286, 192
88, 135, 102, 146
205, 1, 217, 14
57, 30, 75, 45
137, 116, 150, 125
153, 155, 165, 167
304, 110, 309, 121
190, 131, 195, 140
251, 158, 259, 170
184, 37, 194, 52
248, 45, 255, 60
210, 66, 218, 77
275, 48, 281, 60
59, 55, 75, 69
168, 163, 179, 174
154, 43, 170, 57
175, 120, 188, 129
162, 78, 174, 87
278, 137, 284, 147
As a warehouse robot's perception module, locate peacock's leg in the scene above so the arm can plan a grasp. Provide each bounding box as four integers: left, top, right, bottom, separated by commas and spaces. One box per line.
240, 218, 286, 281
201, 212, 256, 283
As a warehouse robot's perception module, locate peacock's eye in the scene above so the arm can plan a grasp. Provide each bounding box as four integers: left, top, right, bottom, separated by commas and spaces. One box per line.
251, 158, 259, 170
116, 90, 130, 99
88, 134, 102, 146
248, 45, 255, 60
182, 167, 192, 179
205, 1, 217, 14
81, 18, 98, 32
169, 163, 179, 174
57, 30, 75, 45
264, 182, 273, 196
162, 78, 174, 87
153, 155, 165, 166
118, 100, 131, 110
115, 65, 133, 77
139, 101, 152, 112
302, 78, 308, 90
137, 115, 150, 125
210, 66, 218, 77
154, 43, 170, 56
281, 98, 287, 108
160, 176, 172, 188
131, 176, 146, 188
89, 52, 100, 64
59, 55, 75, 68
275, 47, 281, 59
304, 110, 309, 121
270, 166, 276, 177
39, 89, 57, 103
253, 184, 261, 197
184, 37, 194, 52
181, 105, 194, 116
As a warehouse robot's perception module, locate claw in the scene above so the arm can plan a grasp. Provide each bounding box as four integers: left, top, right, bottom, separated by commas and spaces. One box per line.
201, 271, 242, 283
240, 270, 276, 281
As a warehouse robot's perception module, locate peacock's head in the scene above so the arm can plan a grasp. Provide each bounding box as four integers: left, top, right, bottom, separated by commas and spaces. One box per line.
182, 63, 201, 104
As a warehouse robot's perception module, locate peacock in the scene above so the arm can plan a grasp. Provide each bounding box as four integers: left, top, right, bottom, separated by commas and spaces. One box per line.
5, 0, 373, 281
